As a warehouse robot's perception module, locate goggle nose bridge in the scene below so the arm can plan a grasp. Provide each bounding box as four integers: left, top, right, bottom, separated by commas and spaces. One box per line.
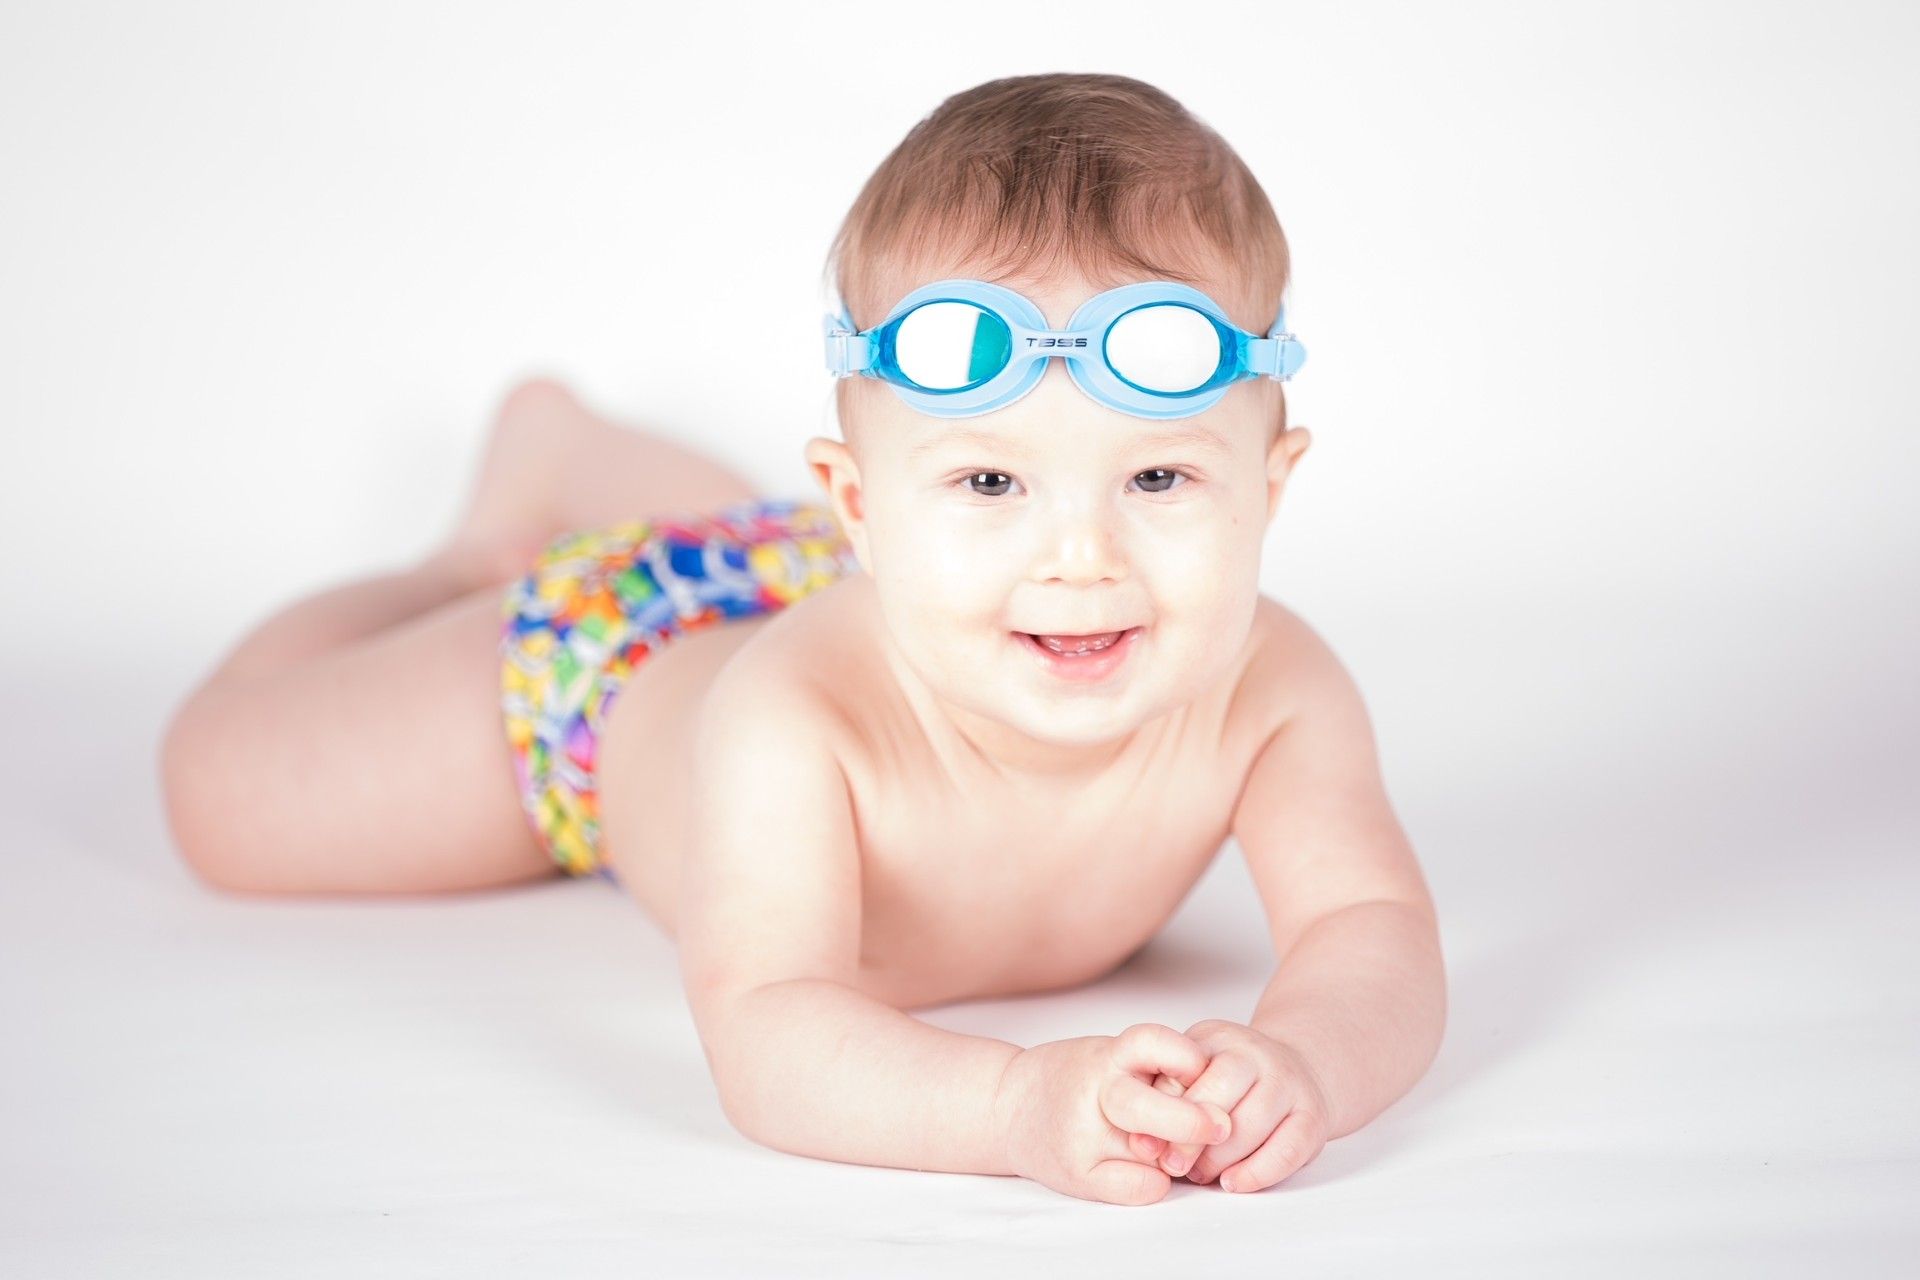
1001, 321, 1111, 369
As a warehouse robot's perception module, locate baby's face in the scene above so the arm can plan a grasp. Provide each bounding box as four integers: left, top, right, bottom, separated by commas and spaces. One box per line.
812, 270, 1310, 755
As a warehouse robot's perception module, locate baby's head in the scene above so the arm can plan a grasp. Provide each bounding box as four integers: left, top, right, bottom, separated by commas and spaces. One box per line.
805, 73, 1312, 763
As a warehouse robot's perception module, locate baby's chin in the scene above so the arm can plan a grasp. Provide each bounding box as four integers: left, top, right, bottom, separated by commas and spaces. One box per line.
950, 689, 1161, 752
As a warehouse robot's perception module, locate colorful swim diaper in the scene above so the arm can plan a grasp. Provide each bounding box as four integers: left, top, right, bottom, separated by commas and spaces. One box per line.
497, 496, 860, 882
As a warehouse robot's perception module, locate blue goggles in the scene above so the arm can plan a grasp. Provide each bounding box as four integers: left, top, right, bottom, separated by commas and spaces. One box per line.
822, 278, 1305, 420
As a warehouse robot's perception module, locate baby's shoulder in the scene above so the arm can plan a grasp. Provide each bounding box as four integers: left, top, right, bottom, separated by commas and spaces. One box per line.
1232, 593, 1366, 733
697, 574, 884, 750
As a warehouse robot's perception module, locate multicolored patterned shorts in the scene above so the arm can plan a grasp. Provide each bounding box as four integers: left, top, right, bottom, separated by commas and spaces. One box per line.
497, 496, 860, 882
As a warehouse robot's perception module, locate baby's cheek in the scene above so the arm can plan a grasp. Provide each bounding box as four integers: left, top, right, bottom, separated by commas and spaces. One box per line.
868, 522, 1017, 680
1144, 531, 1258, 631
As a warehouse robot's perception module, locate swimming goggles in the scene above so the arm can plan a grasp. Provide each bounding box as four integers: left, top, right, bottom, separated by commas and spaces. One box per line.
822, 278, 1305, 420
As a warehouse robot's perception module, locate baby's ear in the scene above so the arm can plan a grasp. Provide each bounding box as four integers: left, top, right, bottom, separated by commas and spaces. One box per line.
1264, 424, 1312, 523
803, 436, 859, 513
803, 436, 872, 571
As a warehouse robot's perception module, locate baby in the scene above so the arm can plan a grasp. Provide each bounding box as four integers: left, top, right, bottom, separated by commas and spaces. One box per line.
159, 72, 1445, 1206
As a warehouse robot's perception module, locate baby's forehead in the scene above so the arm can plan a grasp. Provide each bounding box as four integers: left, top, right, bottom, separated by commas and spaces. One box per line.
899, 416, 1248, 459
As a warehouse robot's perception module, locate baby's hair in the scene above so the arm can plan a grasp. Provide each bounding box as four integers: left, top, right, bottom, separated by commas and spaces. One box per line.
823, 72, 1294, 439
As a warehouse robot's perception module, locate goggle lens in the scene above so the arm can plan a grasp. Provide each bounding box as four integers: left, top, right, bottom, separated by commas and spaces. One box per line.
1104, 303, 1227, 394
893, 301, 1013, 390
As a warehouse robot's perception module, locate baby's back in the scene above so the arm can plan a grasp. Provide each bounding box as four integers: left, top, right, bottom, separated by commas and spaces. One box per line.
605, 571, 1299, 1010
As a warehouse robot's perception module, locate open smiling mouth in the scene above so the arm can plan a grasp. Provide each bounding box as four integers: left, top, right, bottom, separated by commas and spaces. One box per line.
1013, 627, 1144, 682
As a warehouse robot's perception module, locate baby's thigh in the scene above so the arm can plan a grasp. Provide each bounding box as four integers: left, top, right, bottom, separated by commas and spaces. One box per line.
162, 585, 553, 895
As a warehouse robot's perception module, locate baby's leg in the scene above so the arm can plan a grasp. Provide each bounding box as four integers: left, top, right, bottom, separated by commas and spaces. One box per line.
205, 546, 492, 689
161, 377, 762, 895
161, 583, 550, 896
211, 377, 760, 687
443, 376, 762, 584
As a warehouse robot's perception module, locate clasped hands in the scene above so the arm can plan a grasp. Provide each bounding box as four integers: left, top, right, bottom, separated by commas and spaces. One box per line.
1126, 1018, 1331, 1194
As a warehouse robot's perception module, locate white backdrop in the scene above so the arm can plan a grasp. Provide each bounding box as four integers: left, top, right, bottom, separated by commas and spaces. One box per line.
3, 2, 1917, 1275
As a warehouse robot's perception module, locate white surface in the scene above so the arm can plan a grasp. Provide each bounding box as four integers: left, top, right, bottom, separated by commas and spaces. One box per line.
4, 1, 1918, 1274
3, 599, 1917, 1275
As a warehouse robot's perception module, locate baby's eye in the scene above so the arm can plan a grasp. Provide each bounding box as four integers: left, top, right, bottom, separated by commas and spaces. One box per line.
963, 471, 1019, 498
1133, 468, 1188, 495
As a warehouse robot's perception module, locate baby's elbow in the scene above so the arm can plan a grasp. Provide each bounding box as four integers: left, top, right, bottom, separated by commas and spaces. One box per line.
705, 1058, 785, 1154
714, 1084, 773, 1153
693, 1009, 804, 1156
685, 996, 757, 1133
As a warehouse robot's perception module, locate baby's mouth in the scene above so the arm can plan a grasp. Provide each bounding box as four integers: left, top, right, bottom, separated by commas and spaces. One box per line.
1011, 627, 1144, 682
1023, 630, 1131, 656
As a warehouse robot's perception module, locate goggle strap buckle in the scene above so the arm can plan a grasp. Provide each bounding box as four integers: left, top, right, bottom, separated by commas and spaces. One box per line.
1250, 332, 1307, 382
821, 312, 874, 377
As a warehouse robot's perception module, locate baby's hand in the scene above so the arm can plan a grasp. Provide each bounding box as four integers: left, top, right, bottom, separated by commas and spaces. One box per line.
996, 1023, 1234, 1206
1125, 1019, 1332, 1193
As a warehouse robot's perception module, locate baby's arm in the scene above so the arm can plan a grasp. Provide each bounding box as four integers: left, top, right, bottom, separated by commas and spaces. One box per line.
1226, 623, 1445, 1141
677, 663, 1221, 1202
677, 663, 1020, 1175
1146, 614, 1446, 1190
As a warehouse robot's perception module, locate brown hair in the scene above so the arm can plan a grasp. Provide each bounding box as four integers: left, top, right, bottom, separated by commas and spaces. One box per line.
822, 73, 1294, 438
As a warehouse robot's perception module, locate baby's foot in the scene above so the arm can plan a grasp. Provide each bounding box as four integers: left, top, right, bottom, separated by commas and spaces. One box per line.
437, 377, 599, 586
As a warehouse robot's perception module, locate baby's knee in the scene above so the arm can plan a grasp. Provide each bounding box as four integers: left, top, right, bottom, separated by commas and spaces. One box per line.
157, 687, 266, 894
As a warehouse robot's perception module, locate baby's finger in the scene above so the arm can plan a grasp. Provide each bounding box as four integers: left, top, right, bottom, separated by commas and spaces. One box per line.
1086, 1158, 1171, 1207
1188, 1075, 1285, 1185
1157, 1053, 1262, 1177
1103, 1071, 1231, 1146
1146, 1071, 1208, 1176
1215, 1106, 1324, 1194
1160, 1140, 1200, 1178
1144, 1070, 1193, 1169
1128, 1131, 1168, 1162
1102, 1027, 1217, 1149
1109, 1023, 1211, 1090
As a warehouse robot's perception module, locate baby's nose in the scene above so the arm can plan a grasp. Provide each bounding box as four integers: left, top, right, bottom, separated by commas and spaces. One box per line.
1032, 511, 1128, 587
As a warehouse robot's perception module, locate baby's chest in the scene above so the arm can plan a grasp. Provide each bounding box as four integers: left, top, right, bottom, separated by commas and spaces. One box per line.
846, 778, 1238, 1007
